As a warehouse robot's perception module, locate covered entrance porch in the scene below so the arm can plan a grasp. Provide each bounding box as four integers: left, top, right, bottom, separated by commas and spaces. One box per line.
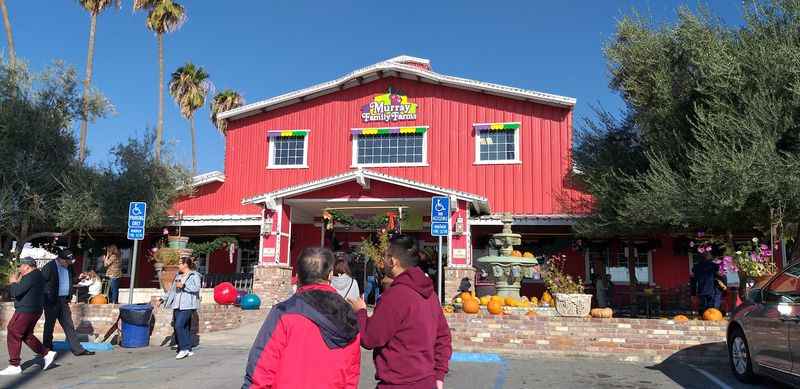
242, 169, 490, 299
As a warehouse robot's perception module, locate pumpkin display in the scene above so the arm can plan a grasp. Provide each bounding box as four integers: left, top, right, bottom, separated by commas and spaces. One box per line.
590, 308, 613, 318
504, 296, 518, 307
511, 250, 523, 257
541, 291, 554, 304
479, 296, 491, 306
523, 252, 535, 258
462, 299, 480, 314
459, 292, 473, 302
89, 294, 108, 305
490, 295, 505, 306
487, 300, 503, 315
530, 297, 539, 306
526, 309, 537, 317
702, 308, 724, 321
673, 315, 689, 322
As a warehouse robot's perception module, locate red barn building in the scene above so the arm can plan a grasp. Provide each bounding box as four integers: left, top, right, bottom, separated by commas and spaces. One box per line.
120, 55, 784, 308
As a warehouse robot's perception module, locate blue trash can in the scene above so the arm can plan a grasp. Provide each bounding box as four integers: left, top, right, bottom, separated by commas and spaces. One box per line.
119, 304, 153, 348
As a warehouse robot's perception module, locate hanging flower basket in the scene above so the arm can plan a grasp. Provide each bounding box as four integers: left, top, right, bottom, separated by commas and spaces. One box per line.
167, 236, 189, 249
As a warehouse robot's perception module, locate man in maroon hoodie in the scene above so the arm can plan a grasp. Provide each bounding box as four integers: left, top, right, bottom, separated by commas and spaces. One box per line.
350, 235, 452, 389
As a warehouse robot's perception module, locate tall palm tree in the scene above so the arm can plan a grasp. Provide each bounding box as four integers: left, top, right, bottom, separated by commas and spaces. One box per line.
210, 89, 244, 134
169, 62, 212, 175
0, 0, 15, 64
77, 0, 121, 163
134, 0, 186, 161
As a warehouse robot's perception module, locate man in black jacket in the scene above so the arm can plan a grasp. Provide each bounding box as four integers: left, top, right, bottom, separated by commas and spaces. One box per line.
41, 249, 92, 356
0, 257, 57, 376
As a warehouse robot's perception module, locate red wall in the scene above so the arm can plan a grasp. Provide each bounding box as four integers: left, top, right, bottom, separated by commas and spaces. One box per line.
173, 76, 581, 217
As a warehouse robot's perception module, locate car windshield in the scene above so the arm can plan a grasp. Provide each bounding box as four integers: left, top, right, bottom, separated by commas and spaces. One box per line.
765, 263, 800, 303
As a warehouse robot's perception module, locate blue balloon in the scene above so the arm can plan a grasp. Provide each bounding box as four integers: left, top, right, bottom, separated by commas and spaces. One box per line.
240, 293, 261, 310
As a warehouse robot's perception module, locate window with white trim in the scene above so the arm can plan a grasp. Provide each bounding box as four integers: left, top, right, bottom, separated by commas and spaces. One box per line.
268, 130, 309, 168
352, 127, 428, 167
237, 239, 259, 274
474, 123, 521, 164
585, 245, 652, 285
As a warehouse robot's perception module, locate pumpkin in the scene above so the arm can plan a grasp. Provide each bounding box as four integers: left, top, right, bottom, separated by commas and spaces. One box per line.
460, 292, 474, 302
462, 299, 480, 314
89, 294, 108, 305
487, 300, 503, 314
590, 308, 613, 318
504, 296, 518, 306
526, 309, 537, 317
529, 297, 539, 306
490, 295, 505, 306
511, 250, 523, 257
673, 315, 689, 322
443, 305, 455, 314
702, 308, 724, 321
479, 296, 491, 306
541, 291, 554, 304
523, 252, 535, 258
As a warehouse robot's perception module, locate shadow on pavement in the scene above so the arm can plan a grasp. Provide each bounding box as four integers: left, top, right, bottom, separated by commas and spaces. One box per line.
6, 352, 66, 389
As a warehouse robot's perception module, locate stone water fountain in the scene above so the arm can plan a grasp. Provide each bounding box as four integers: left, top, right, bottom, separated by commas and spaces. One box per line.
477, 213, 539, 297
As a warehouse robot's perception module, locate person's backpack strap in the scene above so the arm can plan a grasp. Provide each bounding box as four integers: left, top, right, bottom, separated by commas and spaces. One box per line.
345, 279, 354, 298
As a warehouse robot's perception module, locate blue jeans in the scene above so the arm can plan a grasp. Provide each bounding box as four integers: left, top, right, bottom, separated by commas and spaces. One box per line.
699, 293, 721, 313
108, 278, 120, 304
365, 276, 380, 304
173, 309, 194, 352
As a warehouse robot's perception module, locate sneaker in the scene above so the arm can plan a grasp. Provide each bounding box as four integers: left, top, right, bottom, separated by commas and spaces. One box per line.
175, 350, 190, 360
188, 351, 194, 357
42, 351, 57, 370
0, 366, 21, 376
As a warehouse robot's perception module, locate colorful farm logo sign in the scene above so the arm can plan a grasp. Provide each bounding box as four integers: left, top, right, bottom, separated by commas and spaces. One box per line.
361, 87, 417, 123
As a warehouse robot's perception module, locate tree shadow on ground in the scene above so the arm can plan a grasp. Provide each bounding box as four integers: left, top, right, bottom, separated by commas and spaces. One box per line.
646, 342, 790, 388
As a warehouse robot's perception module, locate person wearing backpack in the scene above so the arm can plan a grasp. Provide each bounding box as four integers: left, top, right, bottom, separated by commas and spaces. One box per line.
161, 257, 201, 360
331, 258, 360, 301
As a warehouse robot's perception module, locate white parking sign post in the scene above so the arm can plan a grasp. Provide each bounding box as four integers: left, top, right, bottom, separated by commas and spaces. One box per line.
127, 202, 147, 304
431, 196, 449, 302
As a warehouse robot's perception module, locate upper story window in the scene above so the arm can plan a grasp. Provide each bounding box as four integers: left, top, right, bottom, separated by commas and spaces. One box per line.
473, 122, 521, 164
268, 130, 309, 169
351, 126, 428, 167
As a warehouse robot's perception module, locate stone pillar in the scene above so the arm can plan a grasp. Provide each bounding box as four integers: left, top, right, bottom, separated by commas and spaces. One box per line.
252, 265, 293, 308
444, 266, 476, 301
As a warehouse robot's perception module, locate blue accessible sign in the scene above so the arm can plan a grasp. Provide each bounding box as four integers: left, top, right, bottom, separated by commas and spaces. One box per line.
127, 202, 147, 241
430, 196, 449, 237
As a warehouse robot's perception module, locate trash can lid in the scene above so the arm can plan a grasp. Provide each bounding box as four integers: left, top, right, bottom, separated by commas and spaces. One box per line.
120, 303, 153, 312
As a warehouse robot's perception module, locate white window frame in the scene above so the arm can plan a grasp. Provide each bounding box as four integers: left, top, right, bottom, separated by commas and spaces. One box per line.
351, 131, 429, 168
236, 243, 260, 274
473, 123, 522, 165
267, 131, 310, 169
585, 247, 654, 286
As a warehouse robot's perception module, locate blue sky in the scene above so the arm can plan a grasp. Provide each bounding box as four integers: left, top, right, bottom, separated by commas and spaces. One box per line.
6, 0, 743, 174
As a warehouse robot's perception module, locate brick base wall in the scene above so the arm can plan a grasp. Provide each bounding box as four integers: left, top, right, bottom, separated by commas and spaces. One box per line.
446, 312, 728, 363
444, 267, 476, 300
252, 264, 293, 307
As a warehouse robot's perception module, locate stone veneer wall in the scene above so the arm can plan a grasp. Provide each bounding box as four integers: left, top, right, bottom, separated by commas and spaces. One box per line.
252, 265, 294, 307
446, 312, 728, 363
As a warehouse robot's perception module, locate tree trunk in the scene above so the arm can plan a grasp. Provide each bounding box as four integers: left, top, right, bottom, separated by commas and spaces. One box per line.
79, 13, 98, 163
155, 33, 164, 161
0, 0, 15, 65
190, 114, 197, 175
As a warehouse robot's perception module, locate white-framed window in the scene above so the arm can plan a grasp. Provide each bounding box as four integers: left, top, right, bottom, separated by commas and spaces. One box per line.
237, 239, 260, 274
473, 122, 521, 164
197, 254, 210, 275
351, 127, 428, 167
585, 245, 653, 285
268, 130, 309, 169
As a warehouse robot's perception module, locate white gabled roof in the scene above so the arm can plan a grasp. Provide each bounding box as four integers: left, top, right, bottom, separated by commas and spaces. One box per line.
218, 55, 576, 122
190, 171, 225, 187
242, 168, 490, 214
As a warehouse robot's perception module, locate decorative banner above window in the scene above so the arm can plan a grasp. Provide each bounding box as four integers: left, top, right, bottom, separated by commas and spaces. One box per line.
267, 129, 309, 138
361, 86, 418, 123
473, 122, 521, 131
350, 126, 428, 136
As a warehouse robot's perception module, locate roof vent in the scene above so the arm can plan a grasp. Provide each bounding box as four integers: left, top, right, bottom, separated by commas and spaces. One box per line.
386, 55, 431, 71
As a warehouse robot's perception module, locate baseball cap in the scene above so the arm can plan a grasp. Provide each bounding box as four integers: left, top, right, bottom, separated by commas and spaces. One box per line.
18, 257, 37, 267
56, 248, 75, 262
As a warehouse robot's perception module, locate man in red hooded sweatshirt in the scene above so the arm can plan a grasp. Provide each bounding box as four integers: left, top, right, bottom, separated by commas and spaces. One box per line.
350, 235, 452, 389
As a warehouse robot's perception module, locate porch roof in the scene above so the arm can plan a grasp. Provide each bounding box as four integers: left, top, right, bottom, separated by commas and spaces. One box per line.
470, 213, 583, 226
241, 168, 490, 214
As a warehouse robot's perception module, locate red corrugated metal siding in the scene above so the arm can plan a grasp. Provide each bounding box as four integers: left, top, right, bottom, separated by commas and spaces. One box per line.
173, 77, 582, 216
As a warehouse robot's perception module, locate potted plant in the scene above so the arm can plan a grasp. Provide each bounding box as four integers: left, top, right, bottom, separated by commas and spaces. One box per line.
720, 237, 777, 297
149, 244, 182, 292
542, 255, 591, 317
167, 235, 190, 249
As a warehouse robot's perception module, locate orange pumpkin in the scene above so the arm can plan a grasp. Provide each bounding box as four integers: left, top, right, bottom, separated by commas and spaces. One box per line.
462, 299, 480, 314
526, 309, 537, 317
490, 295, 505, 306
541, 291, 554, 304
702, 308, 724, 321
504, 296, 518, 306
673, 315, 689, 322
479, 296, 491, 306
442, 305, 455, 314
523, 252, 535, 258
511, 250, 523, 257
459, 292, 473, 302
590, 308, 613, 318
89, 294, 108, 305
487, 300, 503, 315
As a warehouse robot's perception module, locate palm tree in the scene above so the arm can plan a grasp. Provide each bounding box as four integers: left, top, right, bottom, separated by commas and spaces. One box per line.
169, 62, 212, 175
134, 0, 186, 161
210, 89, 244, 134
77, 0, 121, 163
0, 0, 15, 64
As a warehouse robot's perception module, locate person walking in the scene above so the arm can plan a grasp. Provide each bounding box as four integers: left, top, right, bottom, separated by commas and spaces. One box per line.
0, 258, 57, 376
331, 258, 360, 301
103, 245, 122, 304
691, 252, 723, 315
161, 257, 201, 360
243, 247, 360, 389
349, 235, 452, 389
364, 256, 382, 304
41, 249, 93, 357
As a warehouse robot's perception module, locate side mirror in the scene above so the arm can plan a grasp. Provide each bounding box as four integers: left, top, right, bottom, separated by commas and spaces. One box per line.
749, 288, 762, 303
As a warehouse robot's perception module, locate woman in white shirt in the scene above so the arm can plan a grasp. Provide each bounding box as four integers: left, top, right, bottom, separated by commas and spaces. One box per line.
330, 259, 360, 301
78, 271, 103, 299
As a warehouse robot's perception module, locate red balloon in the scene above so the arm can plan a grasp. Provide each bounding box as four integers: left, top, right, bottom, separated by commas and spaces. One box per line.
214, 282, 237, 305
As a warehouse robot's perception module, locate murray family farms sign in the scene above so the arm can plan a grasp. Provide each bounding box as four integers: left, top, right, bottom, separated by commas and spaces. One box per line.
361, 87, 418, 123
